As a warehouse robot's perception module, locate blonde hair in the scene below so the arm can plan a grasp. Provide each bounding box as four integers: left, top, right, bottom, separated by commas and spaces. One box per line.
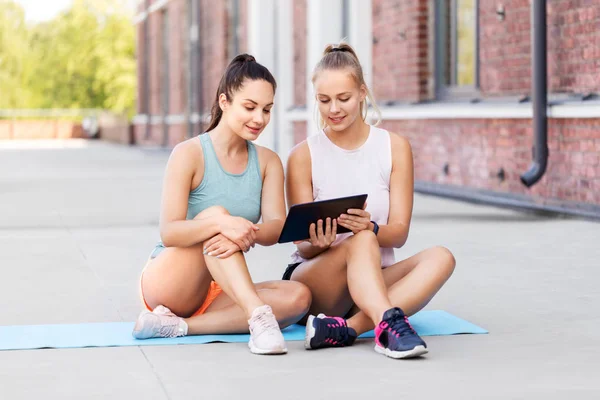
312, 42, 381, 129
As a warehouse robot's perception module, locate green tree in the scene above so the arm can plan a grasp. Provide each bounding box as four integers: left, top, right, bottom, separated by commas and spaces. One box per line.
0, 1, 34, 108
94, 8, 137, 116
28, 1, 102, 109
0, 0, 136, 116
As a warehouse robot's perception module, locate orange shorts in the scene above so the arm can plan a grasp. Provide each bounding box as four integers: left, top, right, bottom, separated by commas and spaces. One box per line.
139, 259, 223, 317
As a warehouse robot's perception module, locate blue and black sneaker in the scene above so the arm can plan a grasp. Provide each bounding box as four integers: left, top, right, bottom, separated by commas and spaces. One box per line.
374, 307, 428, 359
304, 314, 358, 349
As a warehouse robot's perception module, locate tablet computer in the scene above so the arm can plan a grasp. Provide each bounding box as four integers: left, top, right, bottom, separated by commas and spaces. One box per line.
277, 194, 368, 243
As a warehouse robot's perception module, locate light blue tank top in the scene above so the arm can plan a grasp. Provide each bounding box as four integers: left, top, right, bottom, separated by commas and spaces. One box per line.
151, 133, 262, 258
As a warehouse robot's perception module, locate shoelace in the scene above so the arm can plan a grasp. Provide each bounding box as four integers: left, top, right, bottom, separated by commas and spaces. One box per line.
156, 315, 183, 338
385, 315, 416, 338
251, 311, 279, 337
323, 319, 350, 345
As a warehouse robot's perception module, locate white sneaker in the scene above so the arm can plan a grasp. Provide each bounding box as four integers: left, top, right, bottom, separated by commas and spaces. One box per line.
132, 305, 188, 339
247, 305, 287, 355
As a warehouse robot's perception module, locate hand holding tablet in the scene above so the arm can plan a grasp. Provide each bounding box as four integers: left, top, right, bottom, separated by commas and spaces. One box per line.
277, 194, 368, 244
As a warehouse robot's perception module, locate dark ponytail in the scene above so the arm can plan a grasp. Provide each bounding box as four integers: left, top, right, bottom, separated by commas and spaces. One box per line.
205, 54, 277, 132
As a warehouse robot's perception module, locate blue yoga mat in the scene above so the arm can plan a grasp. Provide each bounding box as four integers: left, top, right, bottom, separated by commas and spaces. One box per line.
0, 310, 486, 351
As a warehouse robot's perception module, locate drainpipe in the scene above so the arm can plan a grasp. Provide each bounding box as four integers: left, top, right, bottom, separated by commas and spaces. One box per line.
144, 0, 151, 140
520, 0, 548, 187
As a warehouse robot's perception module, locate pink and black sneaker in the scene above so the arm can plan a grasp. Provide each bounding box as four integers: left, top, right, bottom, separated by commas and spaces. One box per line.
374, 307, 428, 359
304, 314, 358, 349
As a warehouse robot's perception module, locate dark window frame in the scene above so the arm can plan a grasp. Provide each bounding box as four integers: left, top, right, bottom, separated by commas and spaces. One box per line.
434, 0, 480, 100
227, 0, 240, 60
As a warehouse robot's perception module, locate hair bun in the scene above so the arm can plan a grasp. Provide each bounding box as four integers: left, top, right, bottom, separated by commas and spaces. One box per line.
232, 54, 256, 64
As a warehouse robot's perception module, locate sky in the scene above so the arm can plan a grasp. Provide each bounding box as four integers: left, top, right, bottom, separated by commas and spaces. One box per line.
15, 0, 137, 23
16, 0, 73, 23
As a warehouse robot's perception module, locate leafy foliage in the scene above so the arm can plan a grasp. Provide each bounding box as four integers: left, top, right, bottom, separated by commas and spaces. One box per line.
0, 0, 136, 117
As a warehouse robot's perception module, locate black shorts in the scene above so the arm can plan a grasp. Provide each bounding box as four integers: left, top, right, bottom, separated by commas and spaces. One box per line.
282, 262, 302, 281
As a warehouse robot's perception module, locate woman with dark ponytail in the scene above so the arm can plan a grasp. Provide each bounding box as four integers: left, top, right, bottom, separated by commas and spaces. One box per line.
132, 54, 311, 355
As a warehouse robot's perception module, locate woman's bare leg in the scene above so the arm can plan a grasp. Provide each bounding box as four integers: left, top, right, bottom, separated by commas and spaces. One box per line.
141, 205, 228, 317
346, 246, 456, 335
291, 235, 455, 332
290, 233, 454, 358
202, 250, 265, 319
139, 205, 311, 344
343, 231, 392, 324
184, 280, 311, 335
142, 205, 305, 320
290, 230, 392, 326
141, 243, 212, 317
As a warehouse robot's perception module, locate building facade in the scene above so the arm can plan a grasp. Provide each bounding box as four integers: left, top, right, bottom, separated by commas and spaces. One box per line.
133, 0, 600, 216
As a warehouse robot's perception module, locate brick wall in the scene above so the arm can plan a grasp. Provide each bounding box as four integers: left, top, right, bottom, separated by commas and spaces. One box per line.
0, 121, 85, 140
479, 0, 532, 95
132, 0, 600, 211
133, 124, 146, 145
547, 1, 600, 92
480, 0, 600, 96
372, 0, 429, 103
369, 0, 600, 210
238, 0, 248, 54
167, 0, 186, 117
149, 10, 161, 120
98, 114, 132, 145
134, 0, 230, 145
369, 0, 600, 100
292, 0, 307, 145
382, 118, 600, 206
166, 0, 188, 146
133, 8, 162, 146
293, 0, 307, 107
293, 121, 307, 147
200, 0, 229, 124
200, 0, 226, 114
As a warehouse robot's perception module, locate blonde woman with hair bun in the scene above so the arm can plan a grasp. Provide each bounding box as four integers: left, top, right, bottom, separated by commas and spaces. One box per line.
284, 42, 456, 359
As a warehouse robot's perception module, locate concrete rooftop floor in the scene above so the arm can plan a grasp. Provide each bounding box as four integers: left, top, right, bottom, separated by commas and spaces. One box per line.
0, 139, 598, 399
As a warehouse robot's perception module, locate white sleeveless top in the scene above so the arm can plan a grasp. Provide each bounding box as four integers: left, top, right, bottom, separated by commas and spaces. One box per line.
290, 125, 395, 267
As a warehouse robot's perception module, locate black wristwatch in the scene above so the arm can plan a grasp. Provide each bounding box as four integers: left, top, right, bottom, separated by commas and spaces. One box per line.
370, 220, 379, 235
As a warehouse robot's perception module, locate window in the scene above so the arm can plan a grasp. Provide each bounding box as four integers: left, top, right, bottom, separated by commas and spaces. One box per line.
342, 0, 350, 40
227, 0, 240, 59
435, 0, 479, 98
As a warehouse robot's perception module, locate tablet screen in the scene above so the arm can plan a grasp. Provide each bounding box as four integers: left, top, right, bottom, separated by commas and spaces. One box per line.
278, 194, 368, 243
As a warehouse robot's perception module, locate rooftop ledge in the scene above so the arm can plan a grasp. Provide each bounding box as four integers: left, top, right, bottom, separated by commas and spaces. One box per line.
286, 97, 600, 121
